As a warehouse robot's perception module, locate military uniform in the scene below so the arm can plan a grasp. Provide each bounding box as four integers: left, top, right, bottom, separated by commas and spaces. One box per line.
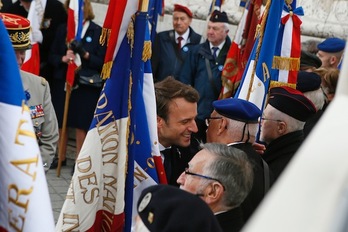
21, 70, 59, 171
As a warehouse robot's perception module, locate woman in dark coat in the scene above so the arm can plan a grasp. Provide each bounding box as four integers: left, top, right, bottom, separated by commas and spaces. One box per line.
48, 0, 106, 169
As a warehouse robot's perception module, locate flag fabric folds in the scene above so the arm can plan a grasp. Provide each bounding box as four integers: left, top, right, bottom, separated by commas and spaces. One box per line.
21, 0, 47, 75
270, 3, 303, 88
56, 2, 162, 231
219, 0, 262, 99
65, 0, 83, 87
0, 19, 55, 232
234, 0, 284, 110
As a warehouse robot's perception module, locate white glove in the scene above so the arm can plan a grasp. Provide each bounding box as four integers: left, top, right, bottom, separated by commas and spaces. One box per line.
32, 29, 43, 43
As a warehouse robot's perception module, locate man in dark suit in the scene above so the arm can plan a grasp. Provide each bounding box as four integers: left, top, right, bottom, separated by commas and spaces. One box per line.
155, 77, 200, 186
179, 10, 231, 142
152, 4, 202, 82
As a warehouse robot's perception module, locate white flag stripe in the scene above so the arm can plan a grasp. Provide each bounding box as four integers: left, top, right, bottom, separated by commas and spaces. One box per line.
0, 102, 54, 231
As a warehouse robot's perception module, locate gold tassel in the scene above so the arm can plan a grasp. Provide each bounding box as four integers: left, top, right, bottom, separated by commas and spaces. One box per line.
127, 15, 135, 56
142, 41, 152, 61
100, 28, 108, 46
269, 80, 296, 89
272, 56, 300, 71
100, 61, 113, 80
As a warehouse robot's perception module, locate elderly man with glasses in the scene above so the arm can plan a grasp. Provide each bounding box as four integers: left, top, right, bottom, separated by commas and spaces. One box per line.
204, 98, 272, 224
259, 86, 316, 181
177, 143, 253, 232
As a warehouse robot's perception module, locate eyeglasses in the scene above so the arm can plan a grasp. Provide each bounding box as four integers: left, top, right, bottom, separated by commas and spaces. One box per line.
205, 116, 223, 127
184, 168, 225, 190
259, 117, 282, 123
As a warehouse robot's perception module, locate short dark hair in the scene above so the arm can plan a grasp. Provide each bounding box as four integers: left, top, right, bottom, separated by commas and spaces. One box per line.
202, 143, 254, 208
155, 77, 199, 121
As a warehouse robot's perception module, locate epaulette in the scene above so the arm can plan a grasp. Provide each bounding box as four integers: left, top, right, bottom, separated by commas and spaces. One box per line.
40, 77, 47, 86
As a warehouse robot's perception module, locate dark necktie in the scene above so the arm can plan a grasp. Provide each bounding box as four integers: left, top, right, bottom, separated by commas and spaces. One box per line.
162, 148, 172, 181
212, 47, 219, 59
177, 36, 183, 51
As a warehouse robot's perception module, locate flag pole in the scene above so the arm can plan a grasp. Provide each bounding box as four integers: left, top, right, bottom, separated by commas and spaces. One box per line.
246, 0, 271, 101
139, 0, 149, 12
57, 82, 72, 177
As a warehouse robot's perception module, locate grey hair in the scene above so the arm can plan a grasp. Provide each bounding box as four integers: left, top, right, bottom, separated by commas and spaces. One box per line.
201, 143, 254, 209
226, 119, 258, 142
304, 89, 325, 111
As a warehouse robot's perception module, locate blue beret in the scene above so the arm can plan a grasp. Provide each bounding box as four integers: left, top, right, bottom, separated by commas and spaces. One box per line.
317, 37, 346, 53
296, 71, 321, 92
300, 50, 322, 69
210, 10, 229, 23
137, 185, 222, 232
268, 87, 316, 122
213, 98, 261, 123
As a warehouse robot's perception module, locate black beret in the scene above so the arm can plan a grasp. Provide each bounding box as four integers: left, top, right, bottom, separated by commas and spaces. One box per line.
173, 4, 193, 18
296, 71, 321, 93
210, 10, 228, 23
300, 50, 322, 69
317, 37, 346, 53
137, 184, 222, 232
268, 86, 316, 122
213, 98, 261, 123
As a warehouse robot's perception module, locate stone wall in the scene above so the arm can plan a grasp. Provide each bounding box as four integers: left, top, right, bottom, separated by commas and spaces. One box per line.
91, 0, 348, 40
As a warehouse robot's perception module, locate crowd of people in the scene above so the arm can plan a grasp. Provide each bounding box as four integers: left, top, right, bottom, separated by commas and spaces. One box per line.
0, 1, 345, 231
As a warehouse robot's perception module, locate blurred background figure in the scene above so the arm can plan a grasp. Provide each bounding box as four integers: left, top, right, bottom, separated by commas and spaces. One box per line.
179, 10, 231, 143
135, 184, 223, 232
300, 50, 322, 72
316, 37, 345, 68
152, 3, 202, 82
48, 0, 106, 173
314, 67, 340, 104
296, 71, 326, 138
301, 39, 321, 54
3, 0, 67, 81
1, 12, 59, 172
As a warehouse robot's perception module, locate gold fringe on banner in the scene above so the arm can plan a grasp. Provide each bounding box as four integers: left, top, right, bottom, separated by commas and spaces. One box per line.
127, 16, 135, 55
99, 28, 111, 46
100, 61, 113, 80
272, 56, 300, 71
142, 41, 152, 61
269, 80, 296, 89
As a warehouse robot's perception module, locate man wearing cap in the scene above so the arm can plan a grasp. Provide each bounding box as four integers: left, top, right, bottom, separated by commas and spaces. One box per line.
152, 4, 202, 82
177, 143, 253, 232
5, 0, 67, 81
259, 86, 316, 181
179, 10, 231, 142
135, 184, 223, 232
316, 37, 346, 68
296, 71, 325, 138
206, 98, 272, 223
300, 50, 322, 72
1, 13, 59, 172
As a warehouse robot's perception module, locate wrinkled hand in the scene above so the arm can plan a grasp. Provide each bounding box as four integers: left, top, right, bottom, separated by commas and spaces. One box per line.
69, 40, 87, 58
252, 142, 266, 155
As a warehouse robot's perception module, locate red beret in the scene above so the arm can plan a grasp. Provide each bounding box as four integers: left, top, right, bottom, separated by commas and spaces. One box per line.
0, 13, 31, 50
268, 86, 316, 122
174, 4, 193, 18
